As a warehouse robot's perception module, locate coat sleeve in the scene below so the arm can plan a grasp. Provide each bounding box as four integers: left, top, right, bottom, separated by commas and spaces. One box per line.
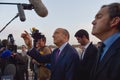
27, 48, 51, 63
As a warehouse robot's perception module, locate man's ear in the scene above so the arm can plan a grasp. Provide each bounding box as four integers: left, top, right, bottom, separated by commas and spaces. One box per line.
110, 17, 120, 28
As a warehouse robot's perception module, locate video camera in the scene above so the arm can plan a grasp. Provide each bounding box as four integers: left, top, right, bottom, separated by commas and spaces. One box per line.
31, 27, 45, 47
0, 34, 17, 55
7, 34, 17, 53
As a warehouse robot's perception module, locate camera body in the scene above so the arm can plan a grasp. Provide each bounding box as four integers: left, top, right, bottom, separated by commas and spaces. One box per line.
31, 29, 42, 42
31, 28, 44, 47
7, 34, 17, 53
0, 34, 17, 57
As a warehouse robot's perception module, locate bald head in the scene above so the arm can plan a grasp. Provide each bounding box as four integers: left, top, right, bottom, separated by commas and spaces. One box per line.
53, 28, 70, 47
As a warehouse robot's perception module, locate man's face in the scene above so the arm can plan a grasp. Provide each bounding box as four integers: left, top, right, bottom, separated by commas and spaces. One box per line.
76, 37, 85, 46
52, 29, 66, 46
21, 45, 26, 51
91, 7, 111, 40
36, 39, 45, 48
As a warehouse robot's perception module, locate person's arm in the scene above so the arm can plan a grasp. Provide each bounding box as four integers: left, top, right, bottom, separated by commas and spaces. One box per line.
43, 46, 52, 54
27, 48, 51, 63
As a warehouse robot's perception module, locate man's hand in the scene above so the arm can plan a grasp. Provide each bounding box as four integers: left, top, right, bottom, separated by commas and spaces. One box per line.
21, 31, 32, 49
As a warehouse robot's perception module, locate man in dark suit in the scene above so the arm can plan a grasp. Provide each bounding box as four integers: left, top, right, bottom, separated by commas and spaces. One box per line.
21, 28, 80, 80
90, 2, 120, 80
74, 29, 98, 80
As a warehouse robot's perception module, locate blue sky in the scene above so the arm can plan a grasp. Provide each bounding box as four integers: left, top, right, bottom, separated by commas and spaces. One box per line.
0, 0, 119, 46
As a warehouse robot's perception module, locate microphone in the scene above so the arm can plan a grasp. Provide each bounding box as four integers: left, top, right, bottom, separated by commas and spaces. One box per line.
17, 4, 26, 21
29, 0, 48, 17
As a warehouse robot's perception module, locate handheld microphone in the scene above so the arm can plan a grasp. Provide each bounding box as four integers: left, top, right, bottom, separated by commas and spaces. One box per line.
29, 0, 48, 17
17, 4, 26, 21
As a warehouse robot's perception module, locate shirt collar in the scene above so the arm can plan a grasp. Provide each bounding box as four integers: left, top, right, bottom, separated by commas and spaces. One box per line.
59, 42, 68, 53
103, 32, 120, 48
84, 42, 91, 49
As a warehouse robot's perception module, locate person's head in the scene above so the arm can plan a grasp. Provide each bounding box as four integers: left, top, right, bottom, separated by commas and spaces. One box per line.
36, 35, 46, 48
92, 3, 120, 41
74, 29, 89, 46
52, 28, 70, 47
1, 39, 8, 47
21, 45, 27, 51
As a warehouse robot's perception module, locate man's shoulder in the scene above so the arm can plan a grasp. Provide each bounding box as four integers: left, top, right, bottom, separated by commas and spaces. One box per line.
89, 43, 97, 49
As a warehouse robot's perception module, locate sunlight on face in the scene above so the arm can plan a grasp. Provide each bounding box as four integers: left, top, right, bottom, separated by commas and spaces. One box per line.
91, 6, 111, 40
52, 28, 66, 46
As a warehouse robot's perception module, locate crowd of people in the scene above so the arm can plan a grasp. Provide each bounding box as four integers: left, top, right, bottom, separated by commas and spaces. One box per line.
0, 2, 120, 80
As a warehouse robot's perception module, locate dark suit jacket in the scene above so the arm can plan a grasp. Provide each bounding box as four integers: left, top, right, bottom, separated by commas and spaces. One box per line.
79, 42, 98, 80
90, 37, 120, 80
27, 43, 80, 80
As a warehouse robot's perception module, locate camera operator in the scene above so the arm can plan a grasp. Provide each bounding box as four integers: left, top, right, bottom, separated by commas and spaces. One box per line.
23, 28, 51, 80
33, 33, 51, 80
0, 34, 27, 80
0, 38, 16, 80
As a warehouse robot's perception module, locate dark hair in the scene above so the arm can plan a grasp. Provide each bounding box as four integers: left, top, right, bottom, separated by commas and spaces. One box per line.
41, 35, 46, 43
74, 29, 89, 40
21, 45, 26, 48
102, 3, 120, 30
1, 39, 8, 47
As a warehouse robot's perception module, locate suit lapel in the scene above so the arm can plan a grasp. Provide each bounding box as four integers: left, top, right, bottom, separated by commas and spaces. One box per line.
96, 37, 120, 74
55, 45, 68, 66
51, 48, 59, 70
52, 44, 69, 72
83, 42, 92, 60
